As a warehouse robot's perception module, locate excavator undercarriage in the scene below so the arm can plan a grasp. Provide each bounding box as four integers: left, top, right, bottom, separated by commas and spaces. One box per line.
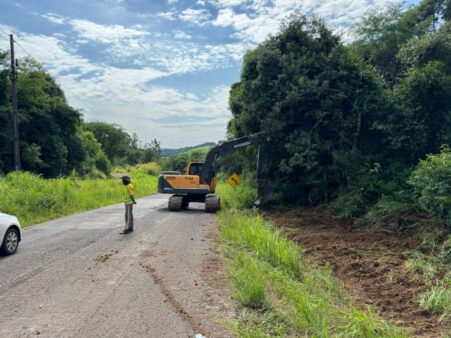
167, 194, 220, 212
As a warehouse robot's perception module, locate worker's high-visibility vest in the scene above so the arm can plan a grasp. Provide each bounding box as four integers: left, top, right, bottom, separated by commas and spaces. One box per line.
124, 183, 134, 205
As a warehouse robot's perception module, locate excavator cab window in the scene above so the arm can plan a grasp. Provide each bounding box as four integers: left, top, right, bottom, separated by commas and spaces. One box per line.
188, 163, 203, 176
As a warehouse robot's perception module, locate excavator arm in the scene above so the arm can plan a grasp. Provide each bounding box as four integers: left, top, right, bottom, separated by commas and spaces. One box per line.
199, 133, 269, 206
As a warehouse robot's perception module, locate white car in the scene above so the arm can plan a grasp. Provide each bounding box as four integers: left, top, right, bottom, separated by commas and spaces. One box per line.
0, 213, 22, 255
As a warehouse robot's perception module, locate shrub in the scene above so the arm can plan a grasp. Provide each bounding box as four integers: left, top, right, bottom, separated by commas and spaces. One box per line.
216, 173, 257, 210
133, 162, 161, 176
409, 146, 451, 225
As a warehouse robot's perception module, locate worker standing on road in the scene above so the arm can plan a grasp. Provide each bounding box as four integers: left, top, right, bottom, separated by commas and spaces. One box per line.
120, 175, 137, 234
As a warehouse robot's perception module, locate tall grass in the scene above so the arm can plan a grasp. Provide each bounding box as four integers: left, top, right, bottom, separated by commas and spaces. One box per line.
219, 210, 303, 278
217, 182, 406, 337
0, 171, 157, 226
216, 176, 257, 210
419, 285, 451, 321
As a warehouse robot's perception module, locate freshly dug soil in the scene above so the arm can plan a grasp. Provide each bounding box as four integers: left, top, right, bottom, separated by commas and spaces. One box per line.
267, 208, 448, 338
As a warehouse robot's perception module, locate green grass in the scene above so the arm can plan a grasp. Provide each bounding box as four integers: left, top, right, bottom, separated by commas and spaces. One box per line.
217, 180, 257, 210
419, 285, 451, 321
405, 246, 451, 323
405, 252, 438, 282
0, 170, 157, 226
216, 182, 407, 337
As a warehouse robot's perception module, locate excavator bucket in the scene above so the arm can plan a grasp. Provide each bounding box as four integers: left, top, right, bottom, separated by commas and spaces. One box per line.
254, 180, 270, 207
254, 138, 270, 207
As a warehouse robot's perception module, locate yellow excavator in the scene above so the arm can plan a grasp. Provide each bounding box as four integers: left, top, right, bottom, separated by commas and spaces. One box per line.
157, 134, 268, 212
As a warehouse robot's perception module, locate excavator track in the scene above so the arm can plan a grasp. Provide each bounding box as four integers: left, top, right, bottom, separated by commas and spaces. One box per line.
205, 194, 220, 213
168, 195, 183, 211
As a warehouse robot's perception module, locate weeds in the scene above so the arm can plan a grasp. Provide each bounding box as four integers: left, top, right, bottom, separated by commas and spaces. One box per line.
405, 252, 438, 283
216, 180, 257, 210
419, 285, 451, 320
0, 170, 157, 226
219, 210, 303, 278
130, 162, 161, 176
338, 306, 406, 338
230, 252, 268, 309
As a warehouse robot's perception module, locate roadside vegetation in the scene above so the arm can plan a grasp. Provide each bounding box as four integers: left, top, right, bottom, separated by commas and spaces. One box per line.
217, 182, 406, 337
0, 163, 159, 227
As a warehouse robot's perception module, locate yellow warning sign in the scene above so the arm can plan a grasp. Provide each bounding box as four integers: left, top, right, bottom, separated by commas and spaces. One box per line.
227, 172, 241, 189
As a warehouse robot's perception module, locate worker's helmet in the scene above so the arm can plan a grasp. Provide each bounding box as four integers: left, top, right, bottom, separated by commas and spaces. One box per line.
121, 175, 131, 184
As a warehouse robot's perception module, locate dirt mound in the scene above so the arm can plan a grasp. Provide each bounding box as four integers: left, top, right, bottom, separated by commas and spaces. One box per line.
267, 208, 447, 338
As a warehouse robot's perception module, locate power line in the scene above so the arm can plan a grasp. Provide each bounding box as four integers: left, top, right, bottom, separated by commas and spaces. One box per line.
0, 27, 33, 58
0, 26, 11, 37
12, 39, 33, 59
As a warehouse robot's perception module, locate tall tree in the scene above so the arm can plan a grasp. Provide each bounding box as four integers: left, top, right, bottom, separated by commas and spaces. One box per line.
229, 15, 387, 203
0, 56, 88, 177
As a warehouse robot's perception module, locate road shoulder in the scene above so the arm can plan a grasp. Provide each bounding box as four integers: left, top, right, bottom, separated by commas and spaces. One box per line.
142, 206, 237, 337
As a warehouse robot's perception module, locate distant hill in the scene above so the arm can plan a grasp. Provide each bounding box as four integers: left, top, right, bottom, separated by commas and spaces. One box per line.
161, 142, 216, 157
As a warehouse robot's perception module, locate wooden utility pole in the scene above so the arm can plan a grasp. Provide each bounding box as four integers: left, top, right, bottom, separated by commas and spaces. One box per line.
9, 34, 20, 171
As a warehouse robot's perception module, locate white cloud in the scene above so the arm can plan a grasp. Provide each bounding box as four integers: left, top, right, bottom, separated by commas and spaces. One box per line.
179, 8, 212, 25
99, 27, 248, 74
210, 0, 252, 8
212, 6, 283, 43
156, 9, 178, 20
0, 27, 96, 75
168, 0, 178, 4
172, 29, 192, 40
42, 13, 66, 25
69, 19, 149, 43
158, 8, 213, 25
208, 0, 396, 43
70, 77, 231, 147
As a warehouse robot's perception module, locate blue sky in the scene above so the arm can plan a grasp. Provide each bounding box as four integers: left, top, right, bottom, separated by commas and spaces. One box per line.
0, 0, 419, 147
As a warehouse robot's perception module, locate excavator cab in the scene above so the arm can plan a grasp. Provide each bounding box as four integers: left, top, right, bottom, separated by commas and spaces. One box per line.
186, 162, 203, 176
186, 162, 217, 192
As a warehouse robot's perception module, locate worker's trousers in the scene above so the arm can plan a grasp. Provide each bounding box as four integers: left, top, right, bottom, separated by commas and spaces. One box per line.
124, 204, 134, 232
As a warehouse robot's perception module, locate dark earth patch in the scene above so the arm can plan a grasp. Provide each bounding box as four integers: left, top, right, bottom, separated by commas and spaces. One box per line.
267, 208, 448, 338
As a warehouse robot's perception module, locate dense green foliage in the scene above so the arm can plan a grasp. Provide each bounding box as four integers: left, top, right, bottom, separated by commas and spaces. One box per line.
0, 169, 157, 226
0, 56, 105, 177
228, 1, 451, 217
84, 122, 161, 166
229, 15, 387, 204
409, 146, 451, 224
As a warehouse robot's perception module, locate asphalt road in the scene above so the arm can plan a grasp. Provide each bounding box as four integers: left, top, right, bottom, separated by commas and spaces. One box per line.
0, 194, 235, 338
